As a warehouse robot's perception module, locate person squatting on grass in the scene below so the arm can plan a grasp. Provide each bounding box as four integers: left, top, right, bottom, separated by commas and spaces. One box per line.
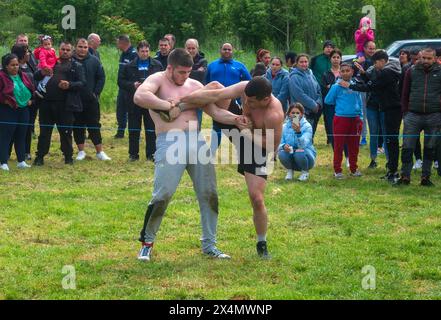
0, 53, 35, 171
325, 63, 363, 179
278, 103, 316, 182
133, 48, 251, 262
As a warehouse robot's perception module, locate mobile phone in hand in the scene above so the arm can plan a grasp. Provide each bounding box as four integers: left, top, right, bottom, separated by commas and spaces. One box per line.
292, 114, 300, 127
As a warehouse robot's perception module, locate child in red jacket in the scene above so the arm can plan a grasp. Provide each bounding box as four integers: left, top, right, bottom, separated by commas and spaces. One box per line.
33, 35, 58, 97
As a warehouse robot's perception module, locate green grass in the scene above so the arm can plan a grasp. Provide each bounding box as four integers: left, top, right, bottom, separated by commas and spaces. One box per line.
1, 44, 441, 300
1, 111, 441, 300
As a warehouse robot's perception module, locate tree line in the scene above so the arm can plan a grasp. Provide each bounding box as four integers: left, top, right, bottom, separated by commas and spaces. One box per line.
1, 0, 441, 54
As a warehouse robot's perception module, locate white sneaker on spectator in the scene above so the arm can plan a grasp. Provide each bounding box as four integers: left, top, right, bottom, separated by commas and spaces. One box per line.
76, 150, 87, 161
434, 161, 439, 170
350, 170, 363, 177
298, 171, 309, 182
285, 169, 293, 180
346, 158, 350, 168
413, 159, 422, 170
17, 161, 31, 169
334, 172, 344, 180
96, 151, 111, 161
1, 163, 10, 171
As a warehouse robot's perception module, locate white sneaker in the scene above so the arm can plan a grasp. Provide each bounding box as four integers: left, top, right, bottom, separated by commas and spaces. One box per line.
96, 151, 111, 161
413, 159, 423, 170
76, 150, 87, 161
1, 163, 9, 171
350, 170, 363, 177
17, 161, 31, 169
346, 158, 350, 168
298, 171, 309, 182
434, 161, 439, 170
285, 169, 293, 180
334, 172, 344, 180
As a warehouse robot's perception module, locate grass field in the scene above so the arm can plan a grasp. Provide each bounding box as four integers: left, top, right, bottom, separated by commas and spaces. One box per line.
1, 111, 441, 300
1, 45, 441, 300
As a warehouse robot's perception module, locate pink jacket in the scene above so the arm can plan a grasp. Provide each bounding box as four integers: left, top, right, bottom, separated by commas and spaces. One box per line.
34, 47, 58, 70
355, 17, 375, 53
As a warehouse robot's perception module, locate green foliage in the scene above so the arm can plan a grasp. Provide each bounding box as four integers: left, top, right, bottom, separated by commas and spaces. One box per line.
98, 16, 145, 44
2, 0, 441, 54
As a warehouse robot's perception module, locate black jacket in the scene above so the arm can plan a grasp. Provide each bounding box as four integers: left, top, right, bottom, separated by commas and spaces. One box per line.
349, 60, 402, 111
321, 70, 338, 101
154, 53, 169, 70
190, 52, 208, 84
73, 53, 106, 101
118, 57, 163, 95
35, 59, 85, 110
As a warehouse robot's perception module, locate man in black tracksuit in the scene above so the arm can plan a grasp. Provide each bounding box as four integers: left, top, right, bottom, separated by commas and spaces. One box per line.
34, 42, 85, 166
118, 40, 163, 161
72, 38, 110, 161
115, 35, 138, 138
344, 50, 402, 182
396, 48, 441, 186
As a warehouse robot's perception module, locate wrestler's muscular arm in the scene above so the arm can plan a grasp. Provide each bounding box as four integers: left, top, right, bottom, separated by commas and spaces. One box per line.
133, 73, 173, 111
180, 81, 249, 108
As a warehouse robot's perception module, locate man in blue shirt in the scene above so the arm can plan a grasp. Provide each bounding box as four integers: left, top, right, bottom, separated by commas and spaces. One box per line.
115, 35, 138, 138
205, 43, 252, 150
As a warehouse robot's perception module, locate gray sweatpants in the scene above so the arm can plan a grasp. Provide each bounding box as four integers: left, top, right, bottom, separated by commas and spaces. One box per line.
139, 130, 219, 253
401, 112, 441, 178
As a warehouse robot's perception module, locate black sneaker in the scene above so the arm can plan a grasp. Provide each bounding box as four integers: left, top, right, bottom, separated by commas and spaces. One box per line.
114, 132, 125, 139
382, 171, 398, 182
33, 157, 44, 166
392, 176, 411, 186
421, 177, 435, 187
368, 160, 378, 169
129, 155, 140, 162
146, 155, 155, 162
256, 241, 271, 260
65, 158, 74, 165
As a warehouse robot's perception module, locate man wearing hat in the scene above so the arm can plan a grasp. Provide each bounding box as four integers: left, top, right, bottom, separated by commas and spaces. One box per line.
311, 40, 335, 88
310, 40, 335, 142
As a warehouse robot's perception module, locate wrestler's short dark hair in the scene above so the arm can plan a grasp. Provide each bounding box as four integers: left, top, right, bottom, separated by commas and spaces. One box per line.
245, 77, 272, 100
167, 48, 193, 68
